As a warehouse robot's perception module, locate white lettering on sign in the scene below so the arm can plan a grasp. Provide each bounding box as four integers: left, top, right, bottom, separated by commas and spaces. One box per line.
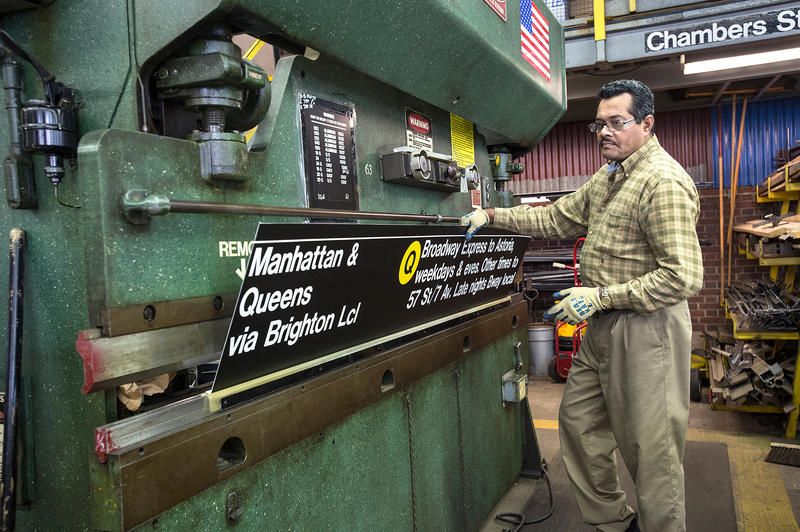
644, 9, 799, 53
219, 241, 254, 257
238, 285, 314, 317
248, 245, 344, 277
421, 239, 461, 260
408, 115, 431, 134
264, 312, 336, 347
778, 9, 800, 31
483, 0, 508, 22
402, 234, 522, 311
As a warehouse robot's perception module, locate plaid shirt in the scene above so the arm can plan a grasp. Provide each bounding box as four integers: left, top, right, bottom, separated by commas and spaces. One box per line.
494, 134, 703, 313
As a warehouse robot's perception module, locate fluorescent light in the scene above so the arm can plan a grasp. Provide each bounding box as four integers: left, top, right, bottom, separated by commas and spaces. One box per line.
682, 46, 800, 75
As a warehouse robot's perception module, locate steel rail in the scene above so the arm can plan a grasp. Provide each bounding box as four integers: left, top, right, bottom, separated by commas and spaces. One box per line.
121, 190, 462, 224
170, 200, 461, 223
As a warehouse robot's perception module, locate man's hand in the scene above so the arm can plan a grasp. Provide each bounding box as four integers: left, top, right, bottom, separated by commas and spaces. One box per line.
460, 208, 490, 241
544, 287, 605, 325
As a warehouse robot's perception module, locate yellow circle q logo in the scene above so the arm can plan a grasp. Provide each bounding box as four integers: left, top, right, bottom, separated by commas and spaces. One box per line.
399, 241, 421, 285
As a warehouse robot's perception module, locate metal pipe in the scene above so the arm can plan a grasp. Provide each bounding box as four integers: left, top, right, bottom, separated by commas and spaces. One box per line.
122, 190, 461, 224
2, 228, 25, 531
169, 200, 460, 223
1, 58, 23, 157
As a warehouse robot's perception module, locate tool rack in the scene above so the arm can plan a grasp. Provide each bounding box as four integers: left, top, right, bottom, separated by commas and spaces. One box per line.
723, 158, 800, 438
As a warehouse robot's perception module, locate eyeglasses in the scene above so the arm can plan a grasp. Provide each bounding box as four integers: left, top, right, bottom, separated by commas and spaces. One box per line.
587, 118, 637, 133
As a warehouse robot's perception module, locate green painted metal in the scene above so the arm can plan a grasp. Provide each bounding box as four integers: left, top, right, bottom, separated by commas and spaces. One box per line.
407, 370, 466, 530
78, 54, 486, 316
130, 339, 527, 532
131, 0, 566, 148
130, 394, 413, 531
461, 334, 526, 526
0, 1, 560, 530
0, 3, 130, 530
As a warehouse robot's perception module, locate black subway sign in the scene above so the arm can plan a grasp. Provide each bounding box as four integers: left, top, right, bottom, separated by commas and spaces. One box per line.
211, 224, 529, 394
645, 7, 800, 53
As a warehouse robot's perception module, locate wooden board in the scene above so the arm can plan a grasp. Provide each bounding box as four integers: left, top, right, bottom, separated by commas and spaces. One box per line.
758, 155, 800, 193
733, 214, 800, 238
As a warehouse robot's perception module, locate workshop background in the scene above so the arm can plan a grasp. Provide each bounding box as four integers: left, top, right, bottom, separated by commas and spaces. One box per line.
493, 2, 800, 530
514, 5, 800, 335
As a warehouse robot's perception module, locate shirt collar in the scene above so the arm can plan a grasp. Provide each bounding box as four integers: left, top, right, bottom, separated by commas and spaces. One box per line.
608, 134, 659, 177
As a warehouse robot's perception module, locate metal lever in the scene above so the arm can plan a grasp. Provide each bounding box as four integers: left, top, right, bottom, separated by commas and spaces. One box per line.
513, 340, 523, 372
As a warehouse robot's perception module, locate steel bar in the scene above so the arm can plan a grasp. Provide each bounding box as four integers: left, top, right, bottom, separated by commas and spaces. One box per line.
2, 228, 24, 531
523, 248, 578, 262
123, 190, 461, 224
93, 394, 207, 463
170, 200, 461, 223
75, 318, 229, 394
726, 280, 800, 331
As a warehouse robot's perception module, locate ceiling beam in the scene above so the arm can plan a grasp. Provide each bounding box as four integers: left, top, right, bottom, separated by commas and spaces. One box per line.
753, 74, 782, 101
711, 81, 731, 105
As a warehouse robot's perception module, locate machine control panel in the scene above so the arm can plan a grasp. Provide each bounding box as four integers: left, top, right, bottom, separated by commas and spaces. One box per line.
381, 148, 475, 192
300, 95, 358, 211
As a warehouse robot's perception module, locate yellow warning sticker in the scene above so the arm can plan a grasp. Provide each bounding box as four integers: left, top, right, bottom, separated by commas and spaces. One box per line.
450, 113, 475, 168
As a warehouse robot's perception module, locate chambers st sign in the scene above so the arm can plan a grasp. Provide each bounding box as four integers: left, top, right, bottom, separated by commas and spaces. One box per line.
645, 7, 800, 53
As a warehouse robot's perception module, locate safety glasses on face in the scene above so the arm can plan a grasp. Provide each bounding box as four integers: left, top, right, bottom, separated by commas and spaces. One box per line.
587, 118, 637, 133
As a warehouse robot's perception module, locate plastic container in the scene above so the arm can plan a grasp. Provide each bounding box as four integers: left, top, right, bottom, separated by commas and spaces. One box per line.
528, 322, 555, 377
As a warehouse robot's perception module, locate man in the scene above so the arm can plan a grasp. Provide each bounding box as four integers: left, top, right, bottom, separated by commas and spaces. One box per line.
462, 79, 702, 531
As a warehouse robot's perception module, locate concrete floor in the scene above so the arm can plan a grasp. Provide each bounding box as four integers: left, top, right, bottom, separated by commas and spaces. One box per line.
480, 378, 800, 531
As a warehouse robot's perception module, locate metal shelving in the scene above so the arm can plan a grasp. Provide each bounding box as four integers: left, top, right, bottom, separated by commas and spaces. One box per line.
726, 188, 800, 437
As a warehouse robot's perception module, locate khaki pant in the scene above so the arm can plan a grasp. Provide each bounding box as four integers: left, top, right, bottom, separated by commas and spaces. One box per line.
558, 301, 692, 532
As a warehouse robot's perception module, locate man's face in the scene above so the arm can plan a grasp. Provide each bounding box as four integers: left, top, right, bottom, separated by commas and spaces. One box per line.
595, 93, 653, 162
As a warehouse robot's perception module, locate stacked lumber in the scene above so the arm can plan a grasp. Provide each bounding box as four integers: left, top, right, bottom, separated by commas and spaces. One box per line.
733, 214, 800, 239
758, 155, 800, 195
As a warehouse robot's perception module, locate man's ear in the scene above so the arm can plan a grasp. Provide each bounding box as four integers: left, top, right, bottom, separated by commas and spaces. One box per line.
643, 115, 654, 133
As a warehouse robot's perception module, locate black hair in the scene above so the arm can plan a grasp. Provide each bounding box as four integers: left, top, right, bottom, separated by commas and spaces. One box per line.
597, 79, 654, 122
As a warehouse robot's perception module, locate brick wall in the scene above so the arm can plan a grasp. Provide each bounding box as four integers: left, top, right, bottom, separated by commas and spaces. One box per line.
526, 186, 775, 331
691, 186, 772, 331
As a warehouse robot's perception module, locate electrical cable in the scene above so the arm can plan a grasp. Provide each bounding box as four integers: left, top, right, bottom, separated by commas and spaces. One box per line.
494, 466, 554, 532
108, 0, 135, 128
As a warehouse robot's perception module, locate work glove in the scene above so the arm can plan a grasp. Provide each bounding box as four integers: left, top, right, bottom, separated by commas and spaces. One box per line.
460, 208, 490, 241
544, 287, 605, 325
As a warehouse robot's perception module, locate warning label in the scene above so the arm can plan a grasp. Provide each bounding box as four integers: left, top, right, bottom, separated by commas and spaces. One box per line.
484, 0, 508, 21
405, 109, 433, 151
450, 113, 475, 168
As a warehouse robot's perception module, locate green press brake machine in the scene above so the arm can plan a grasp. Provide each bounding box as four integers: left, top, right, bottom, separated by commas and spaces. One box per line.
0, 1, 565, 530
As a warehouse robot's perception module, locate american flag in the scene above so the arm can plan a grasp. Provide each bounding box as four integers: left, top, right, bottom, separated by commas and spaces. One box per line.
520, 1, 551, 81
